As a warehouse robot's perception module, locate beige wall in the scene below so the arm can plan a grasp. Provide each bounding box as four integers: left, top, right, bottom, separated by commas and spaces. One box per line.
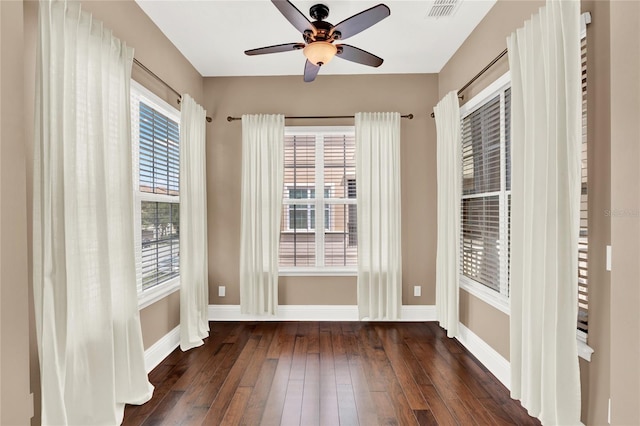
459, 290, 510, 360
1, 0, 32, 424
205, 73, 438, 306
610, 1, 640, 423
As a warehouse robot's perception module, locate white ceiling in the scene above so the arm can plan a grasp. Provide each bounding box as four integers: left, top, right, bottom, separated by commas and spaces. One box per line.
135, 0, 496, 77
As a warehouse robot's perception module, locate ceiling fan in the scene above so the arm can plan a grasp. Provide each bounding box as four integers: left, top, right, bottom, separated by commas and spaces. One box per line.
245, 0, 390, 82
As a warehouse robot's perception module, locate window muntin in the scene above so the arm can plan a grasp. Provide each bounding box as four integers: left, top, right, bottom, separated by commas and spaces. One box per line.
459, 75, 511, 308
131, 82, 180, 296
280, 128, 357, 271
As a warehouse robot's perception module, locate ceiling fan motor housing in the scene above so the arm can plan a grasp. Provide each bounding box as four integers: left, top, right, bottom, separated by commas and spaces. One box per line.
309, 4, 329, 21
304, 19, 336, 43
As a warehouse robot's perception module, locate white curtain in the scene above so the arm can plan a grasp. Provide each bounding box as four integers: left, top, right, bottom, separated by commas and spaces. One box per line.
434, 92, 462, 338
355, 112, 402, 320
239, 114, 284, 315
33, 1, 153, 424
179, 94, 209, 351
508, 0, 582, 423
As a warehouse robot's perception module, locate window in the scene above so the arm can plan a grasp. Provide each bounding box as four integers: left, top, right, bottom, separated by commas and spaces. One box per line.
131, 81, 181, 306
459, 73, 511, 312
578, 34, 589, 338
286, 187, 330, 231
279, 127, 357, 273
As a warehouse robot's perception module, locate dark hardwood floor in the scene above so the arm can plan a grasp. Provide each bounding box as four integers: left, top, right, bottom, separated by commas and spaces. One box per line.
123, 321, 539, 426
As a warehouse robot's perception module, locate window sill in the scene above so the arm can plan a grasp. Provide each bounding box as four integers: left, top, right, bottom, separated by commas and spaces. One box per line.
279, 268, 357, 277
138, 277, 180, 310
577, 339, 594, 362
459, 275, 510, 315
460, 278, 594, 362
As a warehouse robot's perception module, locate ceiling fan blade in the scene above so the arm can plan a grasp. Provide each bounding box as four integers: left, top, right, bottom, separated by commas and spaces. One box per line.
245, 43, 305, 56
331, 4, 390, 41
304, 60, 320, 82
336, 44, 383, 67
272, 0, 316, 35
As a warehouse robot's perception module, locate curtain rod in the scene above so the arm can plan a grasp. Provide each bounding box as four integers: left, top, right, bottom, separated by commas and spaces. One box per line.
430, 48, 508, 118
226, 114, 414, 122
133, 58, 212, 123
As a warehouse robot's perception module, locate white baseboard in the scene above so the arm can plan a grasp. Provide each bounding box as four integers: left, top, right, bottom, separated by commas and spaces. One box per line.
401, 305, 436, 321
456, 323, 511, 389
208, 304, 436, 322
144, 325, 180, 373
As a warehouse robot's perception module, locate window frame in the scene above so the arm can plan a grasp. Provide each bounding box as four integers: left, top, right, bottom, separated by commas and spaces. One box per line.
459, 72, 512, 315
284, 186, 332, 232
279, 126, 357, 276
131, 80, 181, 309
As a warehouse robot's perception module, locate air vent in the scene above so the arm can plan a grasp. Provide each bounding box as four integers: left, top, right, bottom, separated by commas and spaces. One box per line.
426, 0, 460, 18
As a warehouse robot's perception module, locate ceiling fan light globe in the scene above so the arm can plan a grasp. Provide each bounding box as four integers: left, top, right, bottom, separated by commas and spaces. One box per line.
303, 41, 337, 66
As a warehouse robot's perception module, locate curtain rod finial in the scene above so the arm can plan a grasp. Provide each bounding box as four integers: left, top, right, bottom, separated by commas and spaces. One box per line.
206, 116, 212, 123
227, 116, 233, 122
407, 114, 414, 119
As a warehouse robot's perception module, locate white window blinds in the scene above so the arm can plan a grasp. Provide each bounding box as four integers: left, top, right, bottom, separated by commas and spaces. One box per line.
460, 86, 511, 298
578, 36, 589, 335
139, 103, 180, 195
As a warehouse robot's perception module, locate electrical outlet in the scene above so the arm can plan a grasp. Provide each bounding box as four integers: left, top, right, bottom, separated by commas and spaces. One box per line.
218, 286, 226, 297
414, 286, 421, 297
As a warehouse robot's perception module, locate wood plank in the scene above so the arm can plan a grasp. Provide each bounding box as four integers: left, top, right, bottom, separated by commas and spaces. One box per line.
374, 324, 429, 410
300, 353, 320, 426
413, 409, 439, 426
347, 355, 379, 425
157, 343, 233, 426
239, 359, 278, 426
178, 326, 254, 425
239, 329, 276, 387
260, 324, 298, 425
306, 321, 320, 354
140, 390, 184, 426
280, 380, 304, 425
200, 336, 261, 425
220, 386, 252, 426
416, 384, 460, 426
319, 330, 339, 426
279, 336, 308, 425
370, 391, 399, 426
191, 325, 254, 408
355, 325, 388, 392
122, 362, 190, 426
336, 383, 359, 426
360, 324, 418, 426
